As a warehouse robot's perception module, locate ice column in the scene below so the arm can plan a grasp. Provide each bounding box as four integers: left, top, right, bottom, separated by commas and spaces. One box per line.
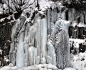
40, 17, 47, 64
47, 40, 56, 66
61, 10, 66, 20
28, 46, 37, 65
72, 8, 75, 21
16, 31, 24, 69
68, 9, 72, 21
35, 14, 41, 64
81, 12, 84, 23
24, 22, 30, 66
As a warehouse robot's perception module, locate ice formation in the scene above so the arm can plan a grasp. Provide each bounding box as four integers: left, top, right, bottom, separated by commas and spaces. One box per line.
16, 32, 25, 69
7, 1, 72, 70
0, 0, 74, 70
54, 20, 70, 69
46, 40, 56, 66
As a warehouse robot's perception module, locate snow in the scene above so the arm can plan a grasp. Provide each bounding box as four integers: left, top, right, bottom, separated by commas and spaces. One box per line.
0, 18, 5, 22
39, 0, 51, 11
77, 22, 86, 27
83, 39, 86, 45
39, 0, 64, 14
70, 21, 86, 27
69, 38, 84, 44
70, 52, 86, 70
0, 64, 57, 70
0, 49, 2, 54
69, 38, 85, 48
64, 68, 76, 70
71, 21, 77, 27
3, 4, 8, 10
4, 56, 9, 62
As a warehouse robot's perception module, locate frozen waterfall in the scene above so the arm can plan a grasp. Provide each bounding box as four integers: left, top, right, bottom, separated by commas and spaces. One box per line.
9, 6, 71, 70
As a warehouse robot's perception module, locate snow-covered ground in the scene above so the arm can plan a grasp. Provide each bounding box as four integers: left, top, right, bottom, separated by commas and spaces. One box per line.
70, 52, 86, 70
1, 51, 86, 70
0, 64, 57, 70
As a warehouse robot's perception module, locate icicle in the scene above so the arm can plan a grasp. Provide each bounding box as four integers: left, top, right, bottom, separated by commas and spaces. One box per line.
85, 12, 86, 24
80, 11, 84, 23
72, 8, 75, 21
62, 11, 66, 20
24, 43, 29, 66
52, 9, 54, 23
47, 9, 50, 35
68, 9, 72, 21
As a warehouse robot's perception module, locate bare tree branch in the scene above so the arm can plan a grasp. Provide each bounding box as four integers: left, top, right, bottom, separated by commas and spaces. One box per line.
22, 0, 35, 10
